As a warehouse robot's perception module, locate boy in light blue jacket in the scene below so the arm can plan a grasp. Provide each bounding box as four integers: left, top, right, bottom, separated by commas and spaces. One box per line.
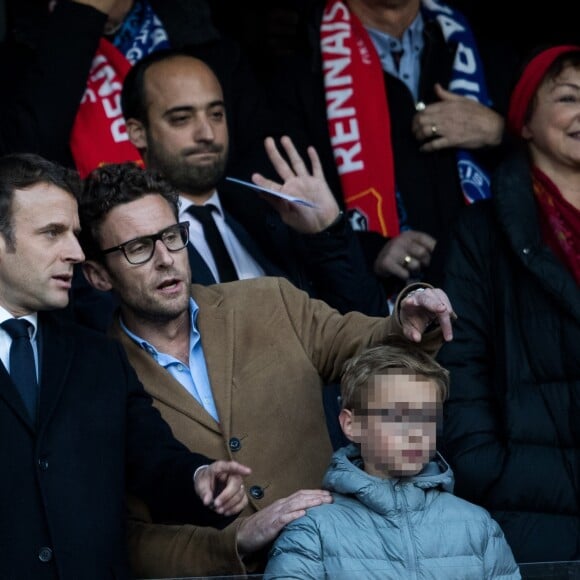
264, 338, 520, 579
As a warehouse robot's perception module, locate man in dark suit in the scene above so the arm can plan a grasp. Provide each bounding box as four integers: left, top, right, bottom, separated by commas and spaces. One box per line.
0, 152, 250, 580
121, 48, 388, 317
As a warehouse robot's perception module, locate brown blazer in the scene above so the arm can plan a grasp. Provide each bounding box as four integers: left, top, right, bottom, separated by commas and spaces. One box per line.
112, 277, 439, 577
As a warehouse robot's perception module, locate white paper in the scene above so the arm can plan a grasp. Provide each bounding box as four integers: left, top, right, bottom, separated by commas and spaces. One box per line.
225, 177, 318, 208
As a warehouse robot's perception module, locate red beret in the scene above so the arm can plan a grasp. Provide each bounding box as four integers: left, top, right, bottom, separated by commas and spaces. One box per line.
507, 45, 580, 136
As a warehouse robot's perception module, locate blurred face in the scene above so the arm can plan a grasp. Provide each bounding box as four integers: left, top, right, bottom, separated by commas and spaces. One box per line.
523, 63, 580, 176
343, 371, 440, 478
137, 57, 229, 201
85, 194, 191, 331
0, 183, 84, 316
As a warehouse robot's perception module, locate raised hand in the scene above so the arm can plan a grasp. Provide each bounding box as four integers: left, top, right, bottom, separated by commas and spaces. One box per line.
194, 460, 252, 516
399, 287, 457, 343
237, 489, 333, 554
251, 136, 341, 234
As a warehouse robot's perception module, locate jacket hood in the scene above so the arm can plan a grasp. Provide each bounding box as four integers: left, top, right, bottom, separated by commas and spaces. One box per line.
322, 444, 454, 515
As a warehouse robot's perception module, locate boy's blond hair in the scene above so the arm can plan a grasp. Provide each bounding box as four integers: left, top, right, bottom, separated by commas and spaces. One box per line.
340, 336, 449, 412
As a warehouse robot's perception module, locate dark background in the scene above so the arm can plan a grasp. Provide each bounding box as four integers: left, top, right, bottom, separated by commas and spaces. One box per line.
2, 0, 578, 80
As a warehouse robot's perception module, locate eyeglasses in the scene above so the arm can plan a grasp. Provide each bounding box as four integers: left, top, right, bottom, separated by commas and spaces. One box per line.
361, 408, 440, 424
101, 222, 189, 265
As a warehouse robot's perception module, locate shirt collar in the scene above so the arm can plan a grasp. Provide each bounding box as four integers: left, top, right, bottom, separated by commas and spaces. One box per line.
179, 191, 224, 219
0, 305, 39, 340
119, 297, 201, 359
365, 12, 424, 63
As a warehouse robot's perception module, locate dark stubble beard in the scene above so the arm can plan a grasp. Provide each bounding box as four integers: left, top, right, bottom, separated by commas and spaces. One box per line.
148, 141, 229, 197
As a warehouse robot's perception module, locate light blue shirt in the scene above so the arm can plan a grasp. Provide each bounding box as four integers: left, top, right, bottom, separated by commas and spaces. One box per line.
120, 298, 219, 422
366, 13, 425, 102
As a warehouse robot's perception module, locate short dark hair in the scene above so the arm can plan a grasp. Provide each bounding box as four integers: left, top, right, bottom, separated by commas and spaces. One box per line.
0, 153, 80, 249
78, 162, 180, 260
121, 48, 209, 125
340, 336, 450, 413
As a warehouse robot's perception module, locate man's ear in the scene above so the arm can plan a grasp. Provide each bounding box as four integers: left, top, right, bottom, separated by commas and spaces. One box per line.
82, 260, 113, 292
126, 118, 147, 150
0, 232, 6, 262
339, 408, 360, 443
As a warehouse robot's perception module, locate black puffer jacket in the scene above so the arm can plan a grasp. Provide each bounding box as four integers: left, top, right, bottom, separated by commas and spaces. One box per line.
437, 150, 580, 563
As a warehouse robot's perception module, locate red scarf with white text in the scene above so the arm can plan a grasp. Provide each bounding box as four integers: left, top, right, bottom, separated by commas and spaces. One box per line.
70, 38, 142, 178
320, 0, 398, 237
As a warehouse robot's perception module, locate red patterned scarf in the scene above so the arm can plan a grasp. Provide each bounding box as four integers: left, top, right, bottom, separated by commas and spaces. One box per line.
532, 167, 580, 285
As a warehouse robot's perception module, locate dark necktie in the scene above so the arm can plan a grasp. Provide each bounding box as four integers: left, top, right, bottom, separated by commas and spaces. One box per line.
392, 50, 403, 71
187, 204, 239, 283
2, 318, 38, 421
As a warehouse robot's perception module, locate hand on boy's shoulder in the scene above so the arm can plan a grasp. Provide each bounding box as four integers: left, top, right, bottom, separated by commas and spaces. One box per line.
237, 489, 333, 555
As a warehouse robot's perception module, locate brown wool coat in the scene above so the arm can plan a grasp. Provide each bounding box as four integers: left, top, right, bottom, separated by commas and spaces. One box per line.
111, 277, 439, 577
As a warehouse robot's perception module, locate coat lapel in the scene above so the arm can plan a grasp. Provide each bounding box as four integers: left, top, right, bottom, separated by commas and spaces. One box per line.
192, 284, 235, 438
36, 313, 76, 431
224, 211, 286, 278
0, 362, 33, 429
110, 314, 221, 434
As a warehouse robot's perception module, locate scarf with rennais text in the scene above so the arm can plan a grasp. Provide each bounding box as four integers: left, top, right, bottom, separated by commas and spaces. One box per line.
320, 0, 492, 237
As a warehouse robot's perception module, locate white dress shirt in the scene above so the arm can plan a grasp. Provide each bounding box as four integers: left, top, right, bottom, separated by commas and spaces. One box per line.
180, 191, 265, 282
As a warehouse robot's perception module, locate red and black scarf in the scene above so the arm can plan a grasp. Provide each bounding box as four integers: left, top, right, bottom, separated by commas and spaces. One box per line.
533, 167, 580, 286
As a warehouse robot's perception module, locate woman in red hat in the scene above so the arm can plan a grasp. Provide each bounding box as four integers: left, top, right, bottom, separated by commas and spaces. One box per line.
438, 45, 580, 564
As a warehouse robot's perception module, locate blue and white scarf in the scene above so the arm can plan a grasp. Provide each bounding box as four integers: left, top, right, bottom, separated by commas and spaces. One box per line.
113, 0, 170, 64
422, 0, 492, 203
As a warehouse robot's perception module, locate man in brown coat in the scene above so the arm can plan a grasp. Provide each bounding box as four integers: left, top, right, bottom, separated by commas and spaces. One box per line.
79, 163, 455, 577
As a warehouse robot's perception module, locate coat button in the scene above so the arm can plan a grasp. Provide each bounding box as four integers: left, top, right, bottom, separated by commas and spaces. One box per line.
38, 458, 49, 471
38, 547, 53, 562
228, 437, 241, 452
249, 485, 264, 500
